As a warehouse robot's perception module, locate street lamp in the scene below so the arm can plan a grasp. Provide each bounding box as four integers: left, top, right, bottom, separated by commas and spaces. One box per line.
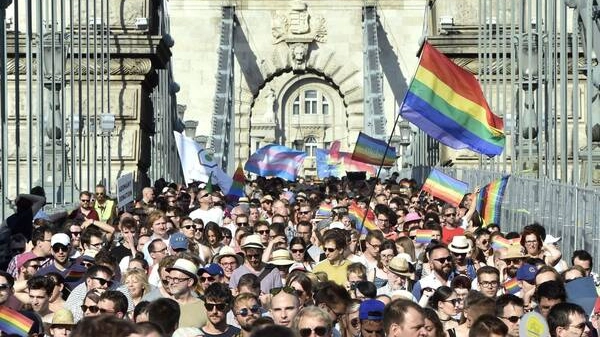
41, 31, 68, 204
100, 113, 115, 193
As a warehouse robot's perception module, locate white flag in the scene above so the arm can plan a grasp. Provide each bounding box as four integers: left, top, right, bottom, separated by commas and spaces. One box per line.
173, 132, 232, 193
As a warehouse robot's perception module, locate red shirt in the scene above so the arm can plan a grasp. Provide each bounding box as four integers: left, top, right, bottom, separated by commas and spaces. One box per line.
442, 226, 464, 245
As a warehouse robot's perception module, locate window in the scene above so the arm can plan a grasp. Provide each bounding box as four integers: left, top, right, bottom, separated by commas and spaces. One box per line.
304, 136, 318, 158
290, 89, 330, 115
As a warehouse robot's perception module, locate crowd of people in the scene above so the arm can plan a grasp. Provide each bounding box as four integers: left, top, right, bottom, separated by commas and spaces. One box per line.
0, 174, 598, 337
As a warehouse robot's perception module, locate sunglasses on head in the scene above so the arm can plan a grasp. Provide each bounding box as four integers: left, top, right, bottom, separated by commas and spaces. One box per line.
270, 286, 297, 296
204, 302, 228, 311
299, 327, 328, 337
81, 305, 100, 313
236, 304, 261, 317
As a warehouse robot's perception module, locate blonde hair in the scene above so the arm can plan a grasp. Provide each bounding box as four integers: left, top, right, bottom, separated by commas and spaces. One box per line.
123, 268, 151, 296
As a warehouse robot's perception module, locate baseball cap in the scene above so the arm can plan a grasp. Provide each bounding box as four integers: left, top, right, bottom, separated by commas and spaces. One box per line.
516, 263, 538, 283
169, 232, 189, 251
16, 252, 40, 270
51, 233, 70, 247
359, 299, 385, 320
198, 263, 224, 276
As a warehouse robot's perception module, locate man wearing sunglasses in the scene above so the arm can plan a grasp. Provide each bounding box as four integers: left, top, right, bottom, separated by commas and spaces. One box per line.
495, 294, 524, 337
229, 234, 282, 295
69, 191, 100, 222
293, 306, 334, 337
412, 244, 456, 301
36, 233, 87, 290
201, 283, 241, 337
359, 299, 386, 337
233, 293, 262, 337
93, 184, 116, 224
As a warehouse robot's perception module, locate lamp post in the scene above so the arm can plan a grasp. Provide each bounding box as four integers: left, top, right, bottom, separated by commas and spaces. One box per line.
514, 31, 543, 175
100, 113, 115, 193
41, 31, 67, 204
397, 120, 413, 168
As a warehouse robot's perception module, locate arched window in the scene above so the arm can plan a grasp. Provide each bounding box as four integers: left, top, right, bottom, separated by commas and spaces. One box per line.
290, 89, 330, 115
304, 136, 318, 158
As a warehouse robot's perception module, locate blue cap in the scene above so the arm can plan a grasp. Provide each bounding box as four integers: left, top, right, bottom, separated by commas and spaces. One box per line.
169, 233, 188, 251
359, 299, 385, 321
198, 263, 224, 276
516, 263, 537, 283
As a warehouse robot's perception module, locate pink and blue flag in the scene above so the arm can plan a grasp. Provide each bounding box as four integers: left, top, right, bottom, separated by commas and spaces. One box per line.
244, 144, 307, 181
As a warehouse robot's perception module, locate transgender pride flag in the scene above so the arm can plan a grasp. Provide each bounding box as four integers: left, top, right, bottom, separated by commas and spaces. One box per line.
244, 144, 307, 181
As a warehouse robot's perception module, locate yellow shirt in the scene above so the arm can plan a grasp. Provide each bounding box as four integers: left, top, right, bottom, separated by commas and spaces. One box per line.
312, 259, 351, 286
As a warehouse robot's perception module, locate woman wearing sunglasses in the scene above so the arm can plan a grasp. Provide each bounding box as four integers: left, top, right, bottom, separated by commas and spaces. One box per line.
428, 286, 459, 331
341, 299, 361, 337
81, 288, 104, 318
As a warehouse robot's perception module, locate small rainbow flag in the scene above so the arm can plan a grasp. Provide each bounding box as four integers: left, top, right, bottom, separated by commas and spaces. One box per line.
347, 203, 377, 234
415, 229, 433, 244
477, 175, 510, 225
503, 278, 521, 295
351, 132, 396, 167
64, 267, 86, 282
316, 203, 333, 218
421, 168, 469, 207
0, 306, 34, 336
226, 164, 246, 204
399, 42, 505, 157
491, 236, 512, 251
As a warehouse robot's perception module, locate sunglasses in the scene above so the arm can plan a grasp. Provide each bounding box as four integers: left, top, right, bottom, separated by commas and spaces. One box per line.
270, 286, 297, 296
70, 231, 81, 237
350, 318, 360, 328
200, 276, 216, 283
80, 199, 90, 203
246, 254, 260, 260
502, 316, 520, 323
27, 264, 41, 270
298, 211, 310, 215
291, 249, 305, 253
91, 277, 113, 287
182, 225, 197, 231
257, 230, 270, 235
52, 244, 69, 253
223, 235, 232, 239
445, 213, 456, 217
236, 222, 249, 227
299, 327, 328, 337
236, 304, 261, 317
324, 247, 337, 253
204, 302, 228, 311
0, 284, 10, 291
444, 298, 462, 306
81, 305, 100, 313
433, 256, 452, 264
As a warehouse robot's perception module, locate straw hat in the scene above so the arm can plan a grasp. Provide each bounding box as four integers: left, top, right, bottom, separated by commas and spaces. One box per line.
269, 249, 295, 266
500, 245, 524, 260
212, 246, 244, 266
448, 236, 472, 254
388, 256, 413, 277
50, 309, 75, 326
241, 234, 265, 250
166, 259, 198, 282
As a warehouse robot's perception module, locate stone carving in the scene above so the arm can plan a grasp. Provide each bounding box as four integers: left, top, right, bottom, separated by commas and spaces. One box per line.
272, 0, 327, 71
263, 86, 276, 123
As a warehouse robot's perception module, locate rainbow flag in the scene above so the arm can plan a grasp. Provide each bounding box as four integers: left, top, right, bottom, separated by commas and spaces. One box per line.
347, 203, 377, 234
64, 267, 86, 282
315, 147, 377, 179
244, 144, 307, 181
421, 169, 469, 207
226, 164, 246, 202
399, 42, 505, 157
415, 229, 433, 244
316, 203, 333, 218
0, 306, 34, 336
491, 236, 511, 251
503, 278, 521, 295
477, 175, 510, 225
351, 132, 396, 167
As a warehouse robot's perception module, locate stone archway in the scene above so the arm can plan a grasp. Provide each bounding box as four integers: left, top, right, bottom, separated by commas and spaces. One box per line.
233, 43, 365, 165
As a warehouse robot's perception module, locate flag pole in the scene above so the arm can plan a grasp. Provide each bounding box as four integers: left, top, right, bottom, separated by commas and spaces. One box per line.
359, 111, 404, 233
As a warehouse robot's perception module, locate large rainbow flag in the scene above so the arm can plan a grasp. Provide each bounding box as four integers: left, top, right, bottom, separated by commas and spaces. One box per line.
421, 168, 469, 207
399, 42, 505, 157
351, 132, 396, 167
244, 144, 307, 181
0, 306, 34, 336
477, 175, 510, 225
